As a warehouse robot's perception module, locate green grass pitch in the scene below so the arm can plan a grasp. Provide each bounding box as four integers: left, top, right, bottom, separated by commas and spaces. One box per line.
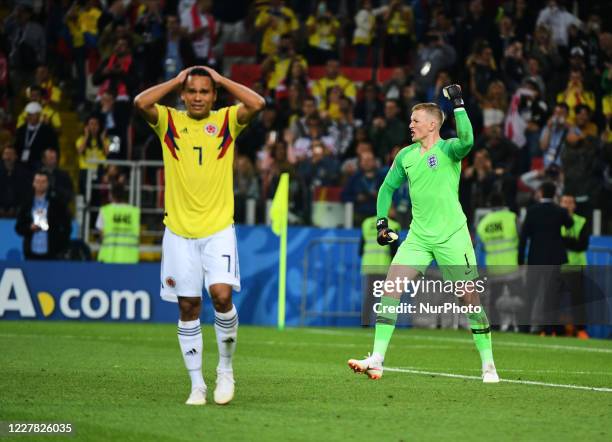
1, 321, 611, 441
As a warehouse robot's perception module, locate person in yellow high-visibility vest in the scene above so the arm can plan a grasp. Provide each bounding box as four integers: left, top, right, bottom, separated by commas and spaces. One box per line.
560, 194, 590, 339
476, 193, 522, 331
96, 184, 140, 264
360, 212, 400, 326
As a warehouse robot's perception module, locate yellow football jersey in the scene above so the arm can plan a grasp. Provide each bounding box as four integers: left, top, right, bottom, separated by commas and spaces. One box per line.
149, 103, 247, 238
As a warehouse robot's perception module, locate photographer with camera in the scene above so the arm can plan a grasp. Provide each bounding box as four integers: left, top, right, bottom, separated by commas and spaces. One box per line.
15, 170, 71, 260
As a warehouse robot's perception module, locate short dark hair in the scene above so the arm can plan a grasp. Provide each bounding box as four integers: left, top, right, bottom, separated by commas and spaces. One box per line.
540, 181, 557, 199
489, 192, 505, 207
34, 169, 50, 179
182, 67, 216, 90
574, 104, 590, 116
111, 183, 127, 202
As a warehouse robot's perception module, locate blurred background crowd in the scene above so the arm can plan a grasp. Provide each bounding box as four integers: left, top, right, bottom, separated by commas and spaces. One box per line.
0, 0, 611, 241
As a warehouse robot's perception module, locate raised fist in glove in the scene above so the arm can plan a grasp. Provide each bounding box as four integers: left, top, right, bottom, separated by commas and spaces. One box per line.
376, 218, 399, 246
443, 84, 464, 108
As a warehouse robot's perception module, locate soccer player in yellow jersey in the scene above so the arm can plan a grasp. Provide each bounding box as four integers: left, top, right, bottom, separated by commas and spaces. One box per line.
134, 66, 265, 406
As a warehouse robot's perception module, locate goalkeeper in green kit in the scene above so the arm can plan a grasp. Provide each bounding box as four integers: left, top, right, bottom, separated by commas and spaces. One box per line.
348, 85, 499, 383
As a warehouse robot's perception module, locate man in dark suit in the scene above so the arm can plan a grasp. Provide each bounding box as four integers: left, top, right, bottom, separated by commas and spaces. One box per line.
15, 170, 71, 260
14, 102, 59, 171
40, 148, 74, 207
519, 181, 573, 335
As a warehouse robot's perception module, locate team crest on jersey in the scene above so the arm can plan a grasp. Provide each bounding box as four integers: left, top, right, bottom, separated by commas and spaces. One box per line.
165, 277, 176, 288
426, 154, 438, 169
204, 123, 218, 136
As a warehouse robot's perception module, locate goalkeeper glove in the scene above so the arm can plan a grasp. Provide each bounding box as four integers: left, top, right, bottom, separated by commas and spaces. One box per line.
443, 84, 464, 109
376, 218, 398, 246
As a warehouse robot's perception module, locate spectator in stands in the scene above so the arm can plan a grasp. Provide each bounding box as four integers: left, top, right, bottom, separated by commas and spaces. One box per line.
342, 150, 386, 226
370, 99, 409, 160
180, 0, 218, 67
264, 35, 308, 92
312, 59, 357, 109
96, 91, 131, 160
237, 105, 281, 164
480, 80, 508, 130
97, 12, 133, 61
519, 79, 548, 164
556, 69, 596, 124
540, 102, 569, 168
255, 0, 299, 58
27, 65, 61, 106
511, 0, 537, 43
329, 96, 361, 158
525, 56, 546, 97
456, 0, 495, 61
530, 25, 564, 102
161, 14, 195, 82
76, 115, 110, 194
501, 39, 526, 93
64, 1, 99, 108
40, 148, 74, 208
352, 0, 378, 67
17, 86, 61, 134
475, 124, 518, 208
296, 139, 340, 189
15, 170, 71, 260
467, 41, 499, 108
382, 67, 408, 101
413, 31, 456, 98
382, 0, 414, 67
15, 102, 59, 171
135, 0, 166, 86
274, 56, 312, 101
93, 36, 137, 102
491, 15, 516, 66
293, 114, 335, 160
460, 149, 498, 224
5, 4, 46, 93
341, 139, 376, 179
234, 155, 259, 223
277, 82, 306, 129
305, 1, 341, 65
399, 81, 419, 122
536, 0, 581, 50
0, 145, 31, 218
355, 81, 384, 127
561, 104, 602, 216
289, 96, 320, 140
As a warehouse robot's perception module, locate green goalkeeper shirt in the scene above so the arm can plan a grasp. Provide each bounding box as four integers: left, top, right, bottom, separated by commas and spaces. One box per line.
377, 108, 474, 244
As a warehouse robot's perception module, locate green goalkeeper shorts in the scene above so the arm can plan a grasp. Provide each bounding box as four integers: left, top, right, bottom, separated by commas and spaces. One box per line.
392, 224, 478, 281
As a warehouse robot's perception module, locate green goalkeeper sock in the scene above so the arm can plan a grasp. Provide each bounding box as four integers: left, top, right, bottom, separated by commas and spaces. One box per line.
467, 309, 494, 366
372, 296, 400, 360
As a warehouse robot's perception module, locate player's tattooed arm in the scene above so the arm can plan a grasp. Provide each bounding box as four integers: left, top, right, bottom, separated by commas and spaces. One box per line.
134, 68, 191, 125
199, 66, 266, 125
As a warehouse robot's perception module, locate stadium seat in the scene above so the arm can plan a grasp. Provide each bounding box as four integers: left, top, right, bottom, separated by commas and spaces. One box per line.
223, 42, 257, 58
307, 66, 326, 80
230, 64, 262, 88
376, 67, 395, 83
311, 186, 344, 228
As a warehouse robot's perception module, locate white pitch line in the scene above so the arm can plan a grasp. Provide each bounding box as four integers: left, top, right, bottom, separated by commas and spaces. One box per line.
302, 329, 612, 354
385, 367, 612, 393
393, 366, 612, 376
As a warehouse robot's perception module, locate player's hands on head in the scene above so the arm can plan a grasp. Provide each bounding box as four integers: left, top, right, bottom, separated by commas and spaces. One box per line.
376, 218, 398, 246
443, 84, 464, 108
198, 65, 224, 83
175, 68, 192, 85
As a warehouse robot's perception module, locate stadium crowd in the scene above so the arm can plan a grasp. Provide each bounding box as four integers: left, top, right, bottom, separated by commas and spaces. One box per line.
0, 0, 611, 237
